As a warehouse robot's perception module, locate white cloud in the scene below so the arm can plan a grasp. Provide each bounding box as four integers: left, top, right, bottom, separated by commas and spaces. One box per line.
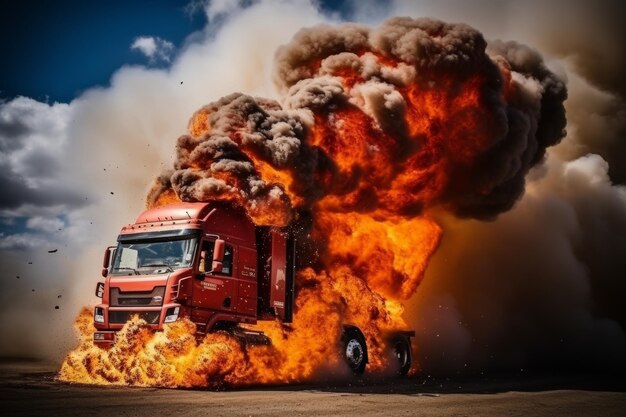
0, 232, 51, 251
26, 216, 65, 233
131, 36, 175, 63
0, 97, 87, 212
205, 0, 247, 21
185, 0, 255, 23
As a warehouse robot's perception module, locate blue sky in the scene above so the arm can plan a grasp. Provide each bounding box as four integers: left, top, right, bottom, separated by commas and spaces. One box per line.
0, 0, 206, 102
0, 0, 355, 103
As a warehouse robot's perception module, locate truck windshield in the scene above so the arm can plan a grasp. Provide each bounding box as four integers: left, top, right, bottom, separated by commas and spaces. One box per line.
111, 231, 198, 276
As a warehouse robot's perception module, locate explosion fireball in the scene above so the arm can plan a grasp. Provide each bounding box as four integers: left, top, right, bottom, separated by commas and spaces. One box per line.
59, 17, 566, 387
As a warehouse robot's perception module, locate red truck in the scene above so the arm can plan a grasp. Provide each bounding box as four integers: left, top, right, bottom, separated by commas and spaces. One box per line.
94, 202, 413, 375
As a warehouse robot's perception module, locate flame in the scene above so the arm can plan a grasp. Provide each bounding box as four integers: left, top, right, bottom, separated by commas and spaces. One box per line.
59, 269, 403, 387
316, 212, 442, 300
150, 188, 181, 207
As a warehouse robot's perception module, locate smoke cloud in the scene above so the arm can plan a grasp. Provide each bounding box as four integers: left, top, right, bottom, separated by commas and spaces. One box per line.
410, 152, 626, 373
150, 17, 567, 226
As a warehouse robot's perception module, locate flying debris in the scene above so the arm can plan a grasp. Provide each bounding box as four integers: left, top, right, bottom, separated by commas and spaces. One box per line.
55, 306, 60, 310
48, 249, 58, 253
110, 192, 114, 195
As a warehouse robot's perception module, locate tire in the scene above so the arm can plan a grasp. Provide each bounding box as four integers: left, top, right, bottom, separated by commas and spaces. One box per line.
342, 327, 367, 375
392, 336, 412, 376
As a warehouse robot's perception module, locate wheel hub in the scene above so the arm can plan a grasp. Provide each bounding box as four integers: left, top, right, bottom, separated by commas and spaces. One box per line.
346, 339, 363, 367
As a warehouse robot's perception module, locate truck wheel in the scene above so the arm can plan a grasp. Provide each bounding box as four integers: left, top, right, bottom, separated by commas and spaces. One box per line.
392, 336, 412, 376
342, 327, 367, 375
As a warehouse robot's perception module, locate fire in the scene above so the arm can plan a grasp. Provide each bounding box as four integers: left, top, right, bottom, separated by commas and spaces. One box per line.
59, 269, 386, 387
316, 212, 442, 300
60, 17, 567, 388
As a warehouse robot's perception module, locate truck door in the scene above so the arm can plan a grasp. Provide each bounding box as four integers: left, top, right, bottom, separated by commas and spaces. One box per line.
270, 231, 295, 323
193, 239, 237, 312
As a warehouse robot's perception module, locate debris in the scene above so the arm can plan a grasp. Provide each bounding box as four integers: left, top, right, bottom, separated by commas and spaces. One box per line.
110, 191, 114, 195
48, 249, 58, 253
54, 306, 60, 310
28, 261, 33, 265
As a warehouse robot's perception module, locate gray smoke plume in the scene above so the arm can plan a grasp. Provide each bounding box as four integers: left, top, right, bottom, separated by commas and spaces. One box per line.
147, 92, 329, 225
150, 17, 567, 225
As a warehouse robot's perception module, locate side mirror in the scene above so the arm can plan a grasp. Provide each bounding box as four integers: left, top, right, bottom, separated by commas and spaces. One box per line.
103, 247, 111, 268
211, 239, 225, 274
197, 240, 225, 277
102, 246, 115, 277
95, 282, 104, 298
213, 239, 225, 262
211, 260, 223, 273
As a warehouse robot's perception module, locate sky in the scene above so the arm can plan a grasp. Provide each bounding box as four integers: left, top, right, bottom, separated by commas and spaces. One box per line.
0, 0, 355, 102
0, 0, 202, 102
0, 0, 625, 375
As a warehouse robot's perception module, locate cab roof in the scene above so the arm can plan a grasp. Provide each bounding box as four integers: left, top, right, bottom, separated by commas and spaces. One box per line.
134, 202, 212, 224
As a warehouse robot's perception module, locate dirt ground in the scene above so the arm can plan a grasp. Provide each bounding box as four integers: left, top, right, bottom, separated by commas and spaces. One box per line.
1, 359, 624, 417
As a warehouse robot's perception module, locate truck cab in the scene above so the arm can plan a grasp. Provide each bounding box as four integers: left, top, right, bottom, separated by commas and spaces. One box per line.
94, 202, 293, 345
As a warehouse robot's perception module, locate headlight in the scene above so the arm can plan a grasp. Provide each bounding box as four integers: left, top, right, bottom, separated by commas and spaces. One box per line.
94, 307, 105, 323
164, 307, 180, 323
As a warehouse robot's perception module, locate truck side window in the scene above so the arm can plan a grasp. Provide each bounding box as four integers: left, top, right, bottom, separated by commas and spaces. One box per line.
200, 240, 233, 276
221, 244, 233, 276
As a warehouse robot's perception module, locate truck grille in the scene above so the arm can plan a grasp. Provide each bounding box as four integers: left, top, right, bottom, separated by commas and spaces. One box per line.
108, 311, 161, 324
110, 286, 165, 307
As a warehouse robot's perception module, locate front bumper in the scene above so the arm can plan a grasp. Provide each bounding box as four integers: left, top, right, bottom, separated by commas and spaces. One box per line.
93, 303, 181, 347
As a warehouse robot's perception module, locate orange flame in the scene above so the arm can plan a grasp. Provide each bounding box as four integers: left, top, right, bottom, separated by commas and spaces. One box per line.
59, 266, 411, 387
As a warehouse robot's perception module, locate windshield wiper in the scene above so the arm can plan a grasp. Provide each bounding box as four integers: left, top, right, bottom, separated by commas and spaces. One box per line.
114, 267, 139, 275
142, 263, 174, 272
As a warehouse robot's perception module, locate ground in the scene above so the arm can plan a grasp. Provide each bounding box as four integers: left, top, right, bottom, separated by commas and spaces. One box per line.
1, 359, 624, 416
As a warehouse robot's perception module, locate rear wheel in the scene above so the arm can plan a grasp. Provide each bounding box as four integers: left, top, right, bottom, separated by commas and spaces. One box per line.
342, 327, 367, 375
392, 336, 412, 376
